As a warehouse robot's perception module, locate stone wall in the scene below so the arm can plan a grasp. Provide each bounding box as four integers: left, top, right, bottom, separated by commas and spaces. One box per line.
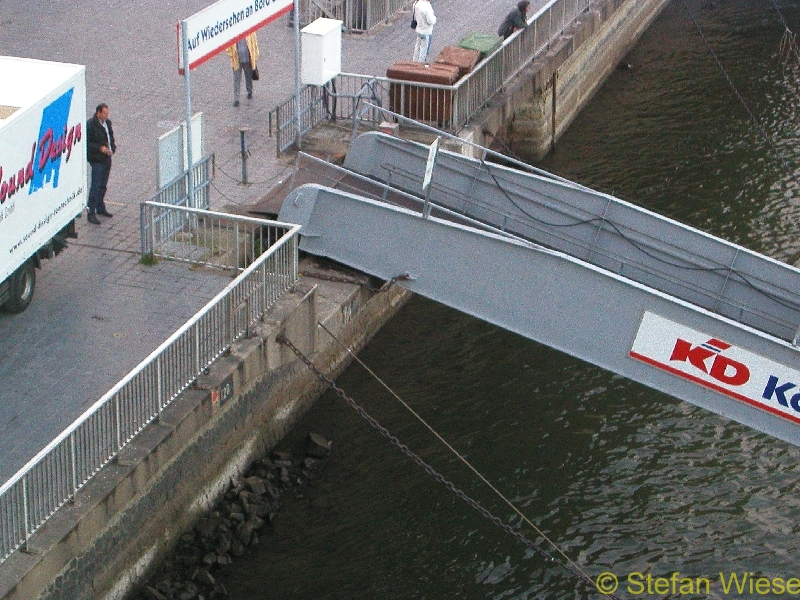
0, 267, 411, 600
458, 0, 671, 160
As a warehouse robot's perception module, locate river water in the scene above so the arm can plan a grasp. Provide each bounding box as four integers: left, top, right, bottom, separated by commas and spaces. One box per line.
219, 1, 800, 598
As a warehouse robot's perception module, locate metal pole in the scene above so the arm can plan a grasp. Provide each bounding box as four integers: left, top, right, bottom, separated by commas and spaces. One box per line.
139, 203, 146, 257
22, 477, 29, 551
70, 432, 78, 499
157, 355, 163, 419
293, 0, 303, 150
422, 184, 433, 218
239, 127, 250, 184
181, 20, 196, 208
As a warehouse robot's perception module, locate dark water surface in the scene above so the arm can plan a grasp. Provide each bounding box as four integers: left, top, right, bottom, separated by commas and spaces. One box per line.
220, 1, 800, 598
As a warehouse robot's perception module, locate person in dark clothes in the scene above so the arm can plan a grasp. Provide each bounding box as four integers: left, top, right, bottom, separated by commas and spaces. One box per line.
498, 0, 530, 39
86, 103, 116, 224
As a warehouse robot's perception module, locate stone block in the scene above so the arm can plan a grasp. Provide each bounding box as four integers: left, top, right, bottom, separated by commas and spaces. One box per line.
548, 36, 575, 68
530, 58, 553, 92
230, 336, 266, 385
263, 285, 317, 370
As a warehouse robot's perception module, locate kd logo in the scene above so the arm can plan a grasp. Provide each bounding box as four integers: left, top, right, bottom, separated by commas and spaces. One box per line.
670, 338, 750, 386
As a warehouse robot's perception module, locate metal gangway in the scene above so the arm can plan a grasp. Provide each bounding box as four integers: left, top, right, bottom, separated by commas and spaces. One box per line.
279, 132, 800, 447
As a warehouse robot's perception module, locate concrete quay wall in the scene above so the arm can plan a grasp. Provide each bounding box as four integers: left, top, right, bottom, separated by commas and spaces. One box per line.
458, 0, 671, 159
0, 270, 411, 600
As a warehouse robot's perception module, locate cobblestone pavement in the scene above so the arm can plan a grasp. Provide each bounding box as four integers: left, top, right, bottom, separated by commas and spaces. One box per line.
0, 0, 542, 481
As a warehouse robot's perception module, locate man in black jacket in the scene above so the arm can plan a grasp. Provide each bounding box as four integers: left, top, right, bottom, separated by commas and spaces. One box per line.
498, 0, 530, 39
86, 103, 116, 224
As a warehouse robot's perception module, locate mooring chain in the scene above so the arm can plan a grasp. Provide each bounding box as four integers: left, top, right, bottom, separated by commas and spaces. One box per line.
275, 333, 622, 599
300, 271, 410, 293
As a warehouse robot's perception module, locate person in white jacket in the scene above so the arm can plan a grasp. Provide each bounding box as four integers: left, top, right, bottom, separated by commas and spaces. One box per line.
412, 0, 437, 63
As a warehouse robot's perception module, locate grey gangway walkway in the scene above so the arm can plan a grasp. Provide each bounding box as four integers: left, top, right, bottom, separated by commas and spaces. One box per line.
279, 132, 800, 447
0, 0, 535, 484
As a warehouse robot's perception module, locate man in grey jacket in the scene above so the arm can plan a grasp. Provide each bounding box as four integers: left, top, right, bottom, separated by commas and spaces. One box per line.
498, 0, 530, 39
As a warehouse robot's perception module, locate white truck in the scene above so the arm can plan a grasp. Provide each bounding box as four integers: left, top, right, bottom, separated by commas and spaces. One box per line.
0, 56, 86, 312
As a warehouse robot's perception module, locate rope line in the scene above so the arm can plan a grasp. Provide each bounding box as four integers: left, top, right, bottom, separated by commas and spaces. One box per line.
316, 321, 607, 590
680, 0, 792, 170
779, 28, 800, 63
768, 0, 800, 63
276, 332, 626, 600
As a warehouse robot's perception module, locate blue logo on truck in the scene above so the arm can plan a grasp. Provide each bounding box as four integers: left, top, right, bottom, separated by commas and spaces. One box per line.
30, 88, 73, 193
0, 88, 82, 204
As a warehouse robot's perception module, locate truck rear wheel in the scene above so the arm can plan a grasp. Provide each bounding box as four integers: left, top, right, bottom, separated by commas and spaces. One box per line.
4, 260, 36, 313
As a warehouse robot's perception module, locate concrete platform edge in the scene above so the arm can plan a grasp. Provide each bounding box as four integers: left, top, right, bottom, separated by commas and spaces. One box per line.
0, 276, 412, 600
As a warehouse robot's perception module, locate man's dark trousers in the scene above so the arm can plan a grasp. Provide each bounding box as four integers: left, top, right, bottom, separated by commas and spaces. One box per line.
88, 160, 111, 215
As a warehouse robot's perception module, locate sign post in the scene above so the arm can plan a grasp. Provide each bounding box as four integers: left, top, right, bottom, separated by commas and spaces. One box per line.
421, 136, 440, 218
177, 0, 293, 73
180, 20, 196, 207
177, 0, 295, 200
294, 0, 302, 150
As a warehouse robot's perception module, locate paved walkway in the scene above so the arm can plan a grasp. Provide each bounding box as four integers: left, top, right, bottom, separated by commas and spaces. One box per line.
0, 0, 541, 482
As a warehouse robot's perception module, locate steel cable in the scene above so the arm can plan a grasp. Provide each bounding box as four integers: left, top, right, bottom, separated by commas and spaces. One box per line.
276, 331, 632, 600
679, 0, 791, 169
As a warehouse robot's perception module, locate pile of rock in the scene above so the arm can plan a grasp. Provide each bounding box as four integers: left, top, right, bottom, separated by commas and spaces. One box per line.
133, 432, 333, 600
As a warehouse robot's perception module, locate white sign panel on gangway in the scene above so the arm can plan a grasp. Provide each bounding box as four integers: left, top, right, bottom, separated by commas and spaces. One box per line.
630, 311, 800, 427
178, 0, 293, 72
422, 136, 439, 191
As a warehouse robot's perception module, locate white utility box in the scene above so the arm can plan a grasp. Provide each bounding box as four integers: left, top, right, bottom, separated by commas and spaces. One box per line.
301, 18, 342, 86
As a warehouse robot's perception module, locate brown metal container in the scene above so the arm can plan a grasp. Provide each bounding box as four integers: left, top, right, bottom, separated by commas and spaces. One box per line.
434, 46, 481, 77
387, 61, 460, 125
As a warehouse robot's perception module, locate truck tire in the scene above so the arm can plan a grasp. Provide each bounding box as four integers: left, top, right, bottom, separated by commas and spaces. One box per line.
4, 260, 36, 313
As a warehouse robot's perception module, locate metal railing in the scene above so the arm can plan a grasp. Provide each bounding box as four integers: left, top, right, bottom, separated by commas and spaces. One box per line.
146, 155, 215, 247
150, 154, 214, 211
294, 0, 411, 32
273, 0, 591, 152
0, 208, 300, 562
140, 203, 289, 272
271, 85, 326, 155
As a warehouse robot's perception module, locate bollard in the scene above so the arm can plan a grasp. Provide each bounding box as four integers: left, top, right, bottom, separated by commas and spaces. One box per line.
239, 127, 251, 184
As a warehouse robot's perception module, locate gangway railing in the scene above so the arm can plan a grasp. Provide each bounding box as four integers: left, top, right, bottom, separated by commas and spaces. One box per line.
342, 132, 800, 345
141, 202, 290, 272
149, 154, 214, 210
0, 209, 300, 563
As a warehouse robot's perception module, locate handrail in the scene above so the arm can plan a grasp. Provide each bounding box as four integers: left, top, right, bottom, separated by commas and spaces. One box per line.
0, 207, 300, 562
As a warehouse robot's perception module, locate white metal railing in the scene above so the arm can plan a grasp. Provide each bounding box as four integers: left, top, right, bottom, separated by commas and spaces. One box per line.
150, 154, 214, 211
141, 202, 290, 272
273, 0, 591, 152
0, 208, 300, 562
